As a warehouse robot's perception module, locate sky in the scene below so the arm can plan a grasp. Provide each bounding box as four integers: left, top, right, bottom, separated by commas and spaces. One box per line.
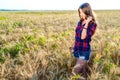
0, 0, 120, 10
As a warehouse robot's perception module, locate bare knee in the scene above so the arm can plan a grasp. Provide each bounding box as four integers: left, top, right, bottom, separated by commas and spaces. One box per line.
72, 59, 87, 74
72, 64, 81, 75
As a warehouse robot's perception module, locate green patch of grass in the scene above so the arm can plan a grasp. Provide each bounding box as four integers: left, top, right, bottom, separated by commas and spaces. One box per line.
12, 21, 24, 27
0, 50, 5, 63
38, 36, 47, 47
0, 16, 7, 20
51, 43, 58, 50
9, 44, 20, 58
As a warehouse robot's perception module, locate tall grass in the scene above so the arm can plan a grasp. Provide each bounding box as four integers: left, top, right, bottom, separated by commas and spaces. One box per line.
0, 10, 120, 80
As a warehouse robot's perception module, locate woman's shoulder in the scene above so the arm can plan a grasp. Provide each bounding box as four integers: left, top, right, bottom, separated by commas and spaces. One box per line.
77, 21, 81, 26
77, 20, 82, 26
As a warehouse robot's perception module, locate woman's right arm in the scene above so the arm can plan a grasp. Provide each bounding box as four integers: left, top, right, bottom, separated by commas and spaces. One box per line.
81, 16, 92, 40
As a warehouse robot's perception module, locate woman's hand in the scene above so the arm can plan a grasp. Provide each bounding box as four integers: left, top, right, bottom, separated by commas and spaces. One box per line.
69, 47, 73, 53
84, 16, 92, 29
86, 16, 92, 23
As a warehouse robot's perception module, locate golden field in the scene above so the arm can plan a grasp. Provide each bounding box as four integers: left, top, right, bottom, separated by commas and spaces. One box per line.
0, 10, 120, 80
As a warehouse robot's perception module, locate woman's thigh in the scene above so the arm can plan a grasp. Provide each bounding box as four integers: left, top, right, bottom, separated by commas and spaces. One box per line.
76, 58, 87, 66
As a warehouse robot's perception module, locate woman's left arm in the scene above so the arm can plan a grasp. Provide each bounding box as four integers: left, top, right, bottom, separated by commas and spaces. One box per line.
81, 22, 97, 40
86, 23, 97, 38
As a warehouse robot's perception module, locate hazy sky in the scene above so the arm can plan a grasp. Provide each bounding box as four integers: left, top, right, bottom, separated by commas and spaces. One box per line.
0, 0, 120, 10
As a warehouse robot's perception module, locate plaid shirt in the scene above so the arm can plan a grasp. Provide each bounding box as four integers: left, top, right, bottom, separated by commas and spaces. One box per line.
73, 20, 97, 52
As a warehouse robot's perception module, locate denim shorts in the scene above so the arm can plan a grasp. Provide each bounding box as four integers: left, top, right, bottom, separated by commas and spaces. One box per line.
73, 51, 91, 61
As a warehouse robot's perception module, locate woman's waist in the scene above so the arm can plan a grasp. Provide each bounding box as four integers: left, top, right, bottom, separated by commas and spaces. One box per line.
75, 41, 91, 46
74, 46, 91, 52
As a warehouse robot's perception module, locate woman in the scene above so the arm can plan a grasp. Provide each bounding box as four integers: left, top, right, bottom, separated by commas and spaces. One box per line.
70, 3, 97, 79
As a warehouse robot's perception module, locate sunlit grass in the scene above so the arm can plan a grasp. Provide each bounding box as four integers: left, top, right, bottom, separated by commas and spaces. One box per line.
0, 10, 120, 80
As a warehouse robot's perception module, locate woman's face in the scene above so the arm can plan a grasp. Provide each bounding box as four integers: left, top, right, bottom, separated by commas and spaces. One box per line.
79, 9, 87, 20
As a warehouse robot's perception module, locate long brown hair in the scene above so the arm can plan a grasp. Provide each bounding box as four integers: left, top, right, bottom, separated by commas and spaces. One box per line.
78, 3, 96, 22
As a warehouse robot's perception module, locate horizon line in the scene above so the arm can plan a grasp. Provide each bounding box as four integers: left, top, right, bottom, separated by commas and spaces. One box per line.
0, 9, 120, 11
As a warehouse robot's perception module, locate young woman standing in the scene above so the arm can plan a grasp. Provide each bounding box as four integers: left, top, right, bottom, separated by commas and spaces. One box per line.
70, 3, 97, 79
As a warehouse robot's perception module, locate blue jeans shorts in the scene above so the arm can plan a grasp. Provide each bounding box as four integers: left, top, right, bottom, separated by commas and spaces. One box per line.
73, 51, 91, 61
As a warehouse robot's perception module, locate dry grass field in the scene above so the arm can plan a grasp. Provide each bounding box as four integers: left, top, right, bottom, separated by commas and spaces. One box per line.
0, 10, 120, 80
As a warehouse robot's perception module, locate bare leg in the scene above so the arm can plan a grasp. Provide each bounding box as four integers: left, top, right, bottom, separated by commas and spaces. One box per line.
81, 60, 87, 78
72, 58, 82, 75
72, 58, 87, 79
